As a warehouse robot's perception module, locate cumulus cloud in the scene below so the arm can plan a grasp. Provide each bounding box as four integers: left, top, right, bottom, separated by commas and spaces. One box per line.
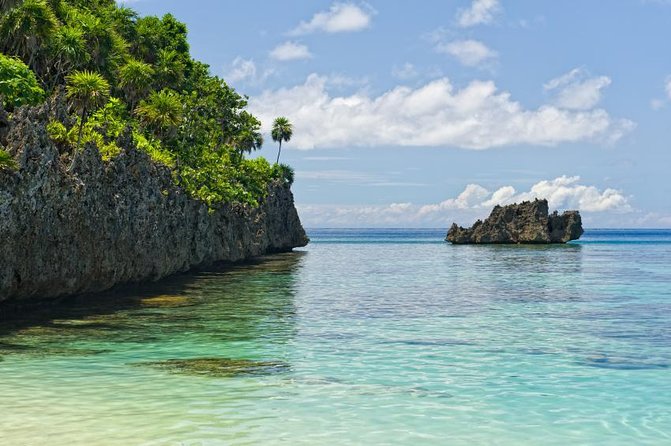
545, 68, 612, 110
456, 0, 501, 27
297, 176, 632, 227
436, 39, 497, 66
270, 41, 312, 61
249, 74, 633, 150
290, 3, 373, 35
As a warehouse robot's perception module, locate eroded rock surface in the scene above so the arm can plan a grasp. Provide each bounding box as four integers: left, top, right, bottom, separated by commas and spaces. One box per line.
0, 105, 308, 302
446, 199, 583, 244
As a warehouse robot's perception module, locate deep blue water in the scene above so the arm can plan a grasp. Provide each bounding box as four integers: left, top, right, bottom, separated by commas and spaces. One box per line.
0, 229, 669, 445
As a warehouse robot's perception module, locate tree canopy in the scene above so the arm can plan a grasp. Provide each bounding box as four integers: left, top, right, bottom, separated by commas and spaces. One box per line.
0, 0, 293, 205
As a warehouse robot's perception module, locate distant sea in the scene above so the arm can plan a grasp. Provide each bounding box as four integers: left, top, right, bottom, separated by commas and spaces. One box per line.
1, 229, 670, 445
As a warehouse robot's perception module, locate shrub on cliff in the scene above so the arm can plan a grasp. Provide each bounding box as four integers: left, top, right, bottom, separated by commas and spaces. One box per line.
0, 146, 17, 170
0, 53, 45, 110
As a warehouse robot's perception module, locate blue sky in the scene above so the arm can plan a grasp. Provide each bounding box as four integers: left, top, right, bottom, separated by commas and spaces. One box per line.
123, 0, 671, 227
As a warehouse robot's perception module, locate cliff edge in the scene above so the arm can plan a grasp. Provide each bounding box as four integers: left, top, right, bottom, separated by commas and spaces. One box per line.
0, 106, 308, 302
446, 199, 583, 244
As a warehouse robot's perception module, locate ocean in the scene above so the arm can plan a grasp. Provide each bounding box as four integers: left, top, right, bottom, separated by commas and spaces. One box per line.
0, 229, 669, 445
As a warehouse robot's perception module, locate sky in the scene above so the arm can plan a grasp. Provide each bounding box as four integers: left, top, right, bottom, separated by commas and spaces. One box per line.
121, 0, 671, 228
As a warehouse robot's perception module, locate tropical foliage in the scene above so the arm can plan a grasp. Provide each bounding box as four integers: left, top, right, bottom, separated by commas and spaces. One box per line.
0, 0, 294, 206
271, 116, 293, 164
0, 146, 17, 170
0, 53, 44, 109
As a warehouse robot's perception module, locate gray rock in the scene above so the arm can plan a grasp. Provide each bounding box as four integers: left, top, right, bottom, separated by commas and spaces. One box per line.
0, 105, 308, 302
446, 199, 583, 244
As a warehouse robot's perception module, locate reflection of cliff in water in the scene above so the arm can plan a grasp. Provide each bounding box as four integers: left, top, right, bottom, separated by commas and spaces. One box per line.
0, 252, 306, 358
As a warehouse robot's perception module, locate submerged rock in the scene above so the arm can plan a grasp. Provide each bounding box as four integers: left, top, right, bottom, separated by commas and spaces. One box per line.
139, 358, 290, 377
0, 103, 308, 302
446, 199, 583, 244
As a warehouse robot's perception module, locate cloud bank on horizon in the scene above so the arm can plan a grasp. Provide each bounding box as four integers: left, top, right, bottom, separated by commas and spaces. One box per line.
297, 176, 632, 227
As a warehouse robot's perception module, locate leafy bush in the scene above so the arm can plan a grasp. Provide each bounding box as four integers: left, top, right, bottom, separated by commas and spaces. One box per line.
46, 120, 68, 144
272, 163, 295, 186
0, 53, 45, 109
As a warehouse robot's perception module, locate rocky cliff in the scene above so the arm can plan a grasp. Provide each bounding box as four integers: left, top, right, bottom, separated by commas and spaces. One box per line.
0, 105, 308, 302
446, 199, 583, 244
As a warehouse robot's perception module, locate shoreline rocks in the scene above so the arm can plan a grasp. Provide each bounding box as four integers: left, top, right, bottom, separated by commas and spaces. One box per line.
446, 199, 583, 244
0, 105, 308, 302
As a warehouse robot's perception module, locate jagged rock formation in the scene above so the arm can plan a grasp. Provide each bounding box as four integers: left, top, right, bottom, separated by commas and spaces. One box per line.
446, 199, 583, 244
0, 104, 308, 302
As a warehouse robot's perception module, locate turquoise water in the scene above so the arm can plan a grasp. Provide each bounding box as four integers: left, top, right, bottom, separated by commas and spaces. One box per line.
1, 229, 670, 445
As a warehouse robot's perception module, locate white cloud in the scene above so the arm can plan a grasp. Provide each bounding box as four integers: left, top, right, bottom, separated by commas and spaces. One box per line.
392, 63, 418, 80
249, 74, 633, 150
436, 39, 497, 66
224, 57, 275, 85
477, 176, 632, 212
270, 41, 312, 61
225, 57, 257, 83
290, 3, 373, 35
297, 176, 632, 227
456, 0, 501, 27
545, 68, 612, 110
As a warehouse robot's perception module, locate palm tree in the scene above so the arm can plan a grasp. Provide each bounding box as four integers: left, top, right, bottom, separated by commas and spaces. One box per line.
0, 0, 59, 71
78, 12, 128, 77
118, 58, 154, 110
154, 48, 185, 90
271, 116, 293, 164
135, 89, 182, 141
234, 128, 264, 161
48, 25, 89, 86
65, 70, 110, 151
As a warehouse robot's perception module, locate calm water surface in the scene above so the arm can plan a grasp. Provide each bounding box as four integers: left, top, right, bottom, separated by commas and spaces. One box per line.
1, 229, 670, 445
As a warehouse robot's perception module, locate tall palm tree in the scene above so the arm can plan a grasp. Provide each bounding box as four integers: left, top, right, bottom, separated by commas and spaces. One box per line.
0, 0, 59, 70
135, 89, 182, 141
118, 58, 154, 110
271, 116, 293, 164
66, 70, 110, 151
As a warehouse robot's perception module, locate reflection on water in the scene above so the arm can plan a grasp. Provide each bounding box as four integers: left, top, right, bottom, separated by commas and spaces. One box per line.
0, 252, 305, 362
0, 230, 670, 445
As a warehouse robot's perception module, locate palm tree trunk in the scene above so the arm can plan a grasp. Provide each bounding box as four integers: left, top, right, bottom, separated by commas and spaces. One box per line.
77, 108, 87, 149
276, 140, 282, 164
69, 107, 87, 172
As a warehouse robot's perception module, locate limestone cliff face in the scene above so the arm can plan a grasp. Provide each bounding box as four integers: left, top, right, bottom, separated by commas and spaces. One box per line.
0, 106, 308, 302
446, 199, 583, 244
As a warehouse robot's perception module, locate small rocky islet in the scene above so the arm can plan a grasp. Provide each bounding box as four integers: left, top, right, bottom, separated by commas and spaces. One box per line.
446, 199, 584, 244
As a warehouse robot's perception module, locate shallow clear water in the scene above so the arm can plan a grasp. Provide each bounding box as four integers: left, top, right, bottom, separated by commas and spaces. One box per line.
1, 229, 670, 445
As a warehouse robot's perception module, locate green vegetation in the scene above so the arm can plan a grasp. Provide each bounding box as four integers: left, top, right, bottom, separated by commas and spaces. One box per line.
0, 53, 44, 109
271, 116, 293, 164
0, 146, 17, 170
0, 0, 293, 206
